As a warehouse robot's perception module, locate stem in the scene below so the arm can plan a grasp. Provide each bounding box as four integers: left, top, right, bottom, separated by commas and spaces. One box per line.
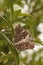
10, 5, 15, 41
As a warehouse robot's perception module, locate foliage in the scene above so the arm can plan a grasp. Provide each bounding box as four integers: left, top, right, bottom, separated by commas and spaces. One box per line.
0, 0, 43, 65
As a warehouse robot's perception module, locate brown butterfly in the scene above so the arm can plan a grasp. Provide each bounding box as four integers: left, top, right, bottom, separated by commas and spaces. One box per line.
14, 24, 34, 51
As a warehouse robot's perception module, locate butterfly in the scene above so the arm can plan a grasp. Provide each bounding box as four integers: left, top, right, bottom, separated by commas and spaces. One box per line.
14, 24, 34, 51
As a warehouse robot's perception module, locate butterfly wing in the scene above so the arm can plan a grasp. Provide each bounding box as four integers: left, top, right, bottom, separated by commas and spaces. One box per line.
14, 24, 34, 51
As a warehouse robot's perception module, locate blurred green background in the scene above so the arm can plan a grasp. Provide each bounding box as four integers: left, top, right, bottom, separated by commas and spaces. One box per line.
0, 0, 43, 65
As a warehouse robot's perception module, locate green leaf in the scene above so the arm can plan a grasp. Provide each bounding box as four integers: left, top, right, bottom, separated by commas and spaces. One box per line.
0, 32, 20, 65
19, 13, 34, 18
14, 10, 21, 17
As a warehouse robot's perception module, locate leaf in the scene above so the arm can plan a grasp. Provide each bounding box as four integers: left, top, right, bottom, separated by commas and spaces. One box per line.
14, 10, 21, 17
19, 13, 34, 18
0, 15, 11, 31
34, 38, 43, 45
0, 32, 20, 65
